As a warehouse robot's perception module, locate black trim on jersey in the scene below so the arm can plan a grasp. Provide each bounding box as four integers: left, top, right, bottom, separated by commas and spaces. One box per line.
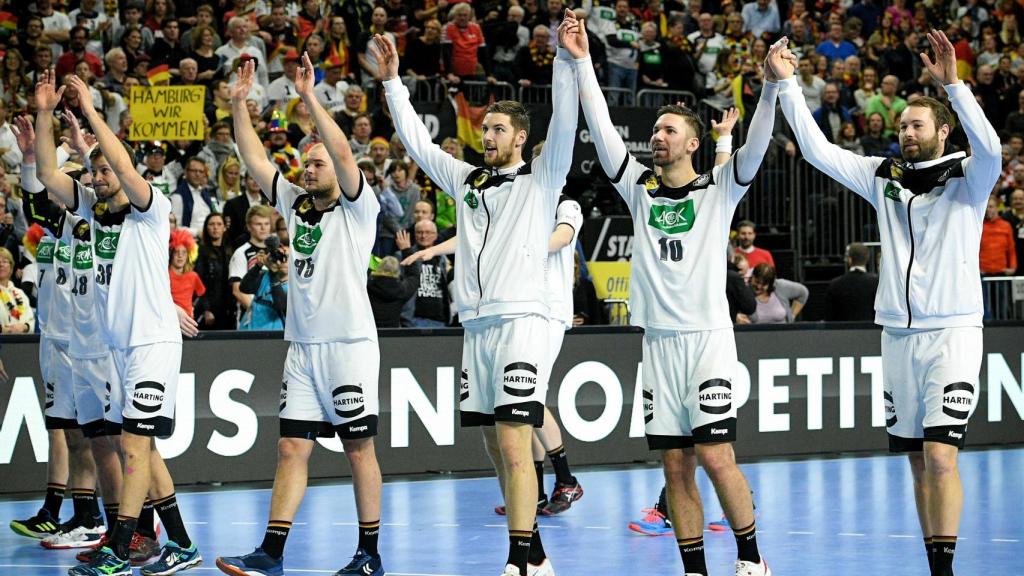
92, 200, 130, 227
130, 185, 156, 213
342, 171, 367, 204
268, 171, 280, 206
636, 169, 714, 200
904, 194, 919, 328
733, 153, 755, 187
71, 181, 81, 214
875, 156, 966, 196
292, 193, 330, 226
476, 189, 492, 303
611, 154, 630, 184
72, 219, 91, 242
555, 195, 579, 236
463, 164, 531, 191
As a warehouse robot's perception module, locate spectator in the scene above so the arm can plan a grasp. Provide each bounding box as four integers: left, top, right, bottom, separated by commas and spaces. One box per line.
320, 16, 352, 81
442, 3, 490, 83
285, 98, 314, 147
817, 23, 858, 63
198, 121, 239, 186
181, 4, 221, 52
238, 236, 288, 330
636, 21, 668, 89
189, 24, 222, 82
405, 220, 450, 327
485, 5, 529, 83
367, 136, 392, 176
169, 228, 205, 317
194, 213, 235, 329
686, 13, 724, 88
825, 242, 879, 321
368, 253, 420, 328
741, 0, 780, 39
974, 64, 1008, 129
0, 247, 32, 334
0, 195, 22, 261
268, 50, 301, 109
864, 75, 907, 138
359, 6, 396, 84
349, 113, 373, 157
837, 121, 865, 155
981, 196, 1018, 277
152, 18, 188, 74
119, 25, 147, 72
138, 141, 182, 197
853, 66, 879, 111
860, 111, 897, 157
660, 16, 701, 94
722, 12, 752, 52
604, 0, 641, 102
734, 220, 775, 269
36, 0, 72, 58
56, 26, 103, 79
172, 157, 220, 237
230, 204, 275, 318
114, 1, 155, 53
0, 101, 22, 174
217, 17, 269, 87
215, 156, 243, 202
1005, 91, 1024, 136
387, 160, 420, 231
1003, 189, 1024, 275
314, 54, 351, 113
572, 253, 604, 325
176, 57, 200, 86
812, 82, 852, 143
726, 256, 757, 323
796, 57, 826, 112
744, 263, 809, 324
223, 173, 270, 247
144, 0, 174, 33
334, 85, 366, 135
515, 25, 556, 87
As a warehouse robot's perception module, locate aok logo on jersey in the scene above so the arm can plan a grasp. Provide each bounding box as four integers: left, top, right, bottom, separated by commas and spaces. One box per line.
73, 244, 94, 270
292, 224, 323, 255
648, 200, 695, 234
55, 242, 72, 263
94, 230, 120, 259
36, 241, 55, 263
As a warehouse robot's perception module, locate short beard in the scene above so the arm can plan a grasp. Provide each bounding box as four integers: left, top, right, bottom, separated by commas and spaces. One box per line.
902, 134, 941, 162
306, 181, 335, 199
484, 147, 513, 167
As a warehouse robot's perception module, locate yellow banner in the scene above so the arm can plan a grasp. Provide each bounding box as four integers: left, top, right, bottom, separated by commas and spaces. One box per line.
587, 261, 632, 325
128, 86, 207, 141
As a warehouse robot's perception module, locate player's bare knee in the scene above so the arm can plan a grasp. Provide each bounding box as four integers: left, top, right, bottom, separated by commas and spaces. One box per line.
923, 444, 959, 477
695, 443, 737, 478
277, 437, 313, 463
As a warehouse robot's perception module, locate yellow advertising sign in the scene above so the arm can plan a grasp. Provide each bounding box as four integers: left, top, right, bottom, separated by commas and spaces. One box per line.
128, 86, 207, 141
587, 261, 632, 325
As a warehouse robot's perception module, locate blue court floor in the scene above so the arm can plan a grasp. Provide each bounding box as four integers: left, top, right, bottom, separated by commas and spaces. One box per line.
2, 448, 1021, 576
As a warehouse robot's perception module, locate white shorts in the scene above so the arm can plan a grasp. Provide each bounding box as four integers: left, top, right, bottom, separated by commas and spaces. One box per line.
114, 342, 182, 437
643, 328, 738, 449
460, 314, 550, 427
548, 319, 568, 374
43, 338, 77, 429
279, 340, 381, 440
73, 353, 121, 437
882, 327, 982, 451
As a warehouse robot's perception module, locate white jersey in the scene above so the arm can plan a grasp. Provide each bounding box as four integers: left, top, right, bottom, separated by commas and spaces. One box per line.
384, 51, 579, 323
48, 236, 73, 343
73, 183, 181, 348
686, 31, 726, 83
547, 197, 583, 327
778, 77, 1002, 329
266, 171, 380, 343
34, 236, 57, 336
59, 214, 107, 360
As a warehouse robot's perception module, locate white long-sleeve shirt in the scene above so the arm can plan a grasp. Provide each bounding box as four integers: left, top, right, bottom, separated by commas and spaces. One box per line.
384, 50, 579, 323
778, 76, 1001, 329
577, 56, 779, 331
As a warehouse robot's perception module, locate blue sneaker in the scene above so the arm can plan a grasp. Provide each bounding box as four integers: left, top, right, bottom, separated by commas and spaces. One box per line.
140, 541, 203, 575
333, 548, 384, 576
215, 548, 284, 576
628, 508, 673, 536
67, 546, 131, 576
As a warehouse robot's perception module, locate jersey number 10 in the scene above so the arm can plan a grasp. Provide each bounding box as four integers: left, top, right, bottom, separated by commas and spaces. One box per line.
658, 238, 683, 262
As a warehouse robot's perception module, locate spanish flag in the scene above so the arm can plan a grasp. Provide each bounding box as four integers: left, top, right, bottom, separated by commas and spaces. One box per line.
147, 64, 170, 86
452, 91, 490, 154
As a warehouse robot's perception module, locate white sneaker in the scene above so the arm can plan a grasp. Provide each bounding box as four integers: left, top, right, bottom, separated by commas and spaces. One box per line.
40, 524, 106, 549
527, 558, 555, 576
735, 558, 771, 576
501, 564, 521, 576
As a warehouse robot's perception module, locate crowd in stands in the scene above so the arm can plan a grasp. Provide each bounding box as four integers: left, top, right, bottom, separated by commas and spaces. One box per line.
0, 0, 1022, 332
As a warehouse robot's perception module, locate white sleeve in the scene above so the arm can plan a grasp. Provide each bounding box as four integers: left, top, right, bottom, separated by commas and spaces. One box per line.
383, 77, 474, 199
269, 171, 299, 221
733, 81, 779, 191
532, 51, 578, 192
945, 81, 1002, 204
778, 77, 883, 208
576, 56, 646, 207
132, 184, 171, 226
228, 247, 247, 282
555, 198, 584, 236
71, 180, 99, 218
342, 171, 380, 229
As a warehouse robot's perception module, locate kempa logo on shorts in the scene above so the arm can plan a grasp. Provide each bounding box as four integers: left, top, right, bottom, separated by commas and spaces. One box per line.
349, 425, 369, 433
511, 408, 530, 417
131, 382, 165, 414
503, 362, 537, 398
333, 384, 366, 418
55, 242, 72, 263
710, 428, 729, 435
292, 223, 323, 255
697, 380, 732, 415
94, 229, 120, 259
73, 244, 94, 270
647, 199, 695, 234
136, 423, 155, 430
883, 391, 897, 427
941, 382, 975, 420
947, 430, 963, 439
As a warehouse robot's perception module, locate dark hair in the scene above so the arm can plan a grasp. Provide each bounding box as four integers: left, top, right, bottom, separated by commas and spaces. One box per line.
656, 104, 704, 139
751, 263, 776, 294
906, 96, 955, 132
89, 140, 136, 165
70, 25, 89, 39
485, 100, 530, 139
737, 219, 756, 231
846, 242, 869, 266
388, 159, 408, 174
161, 17, 179, 29
201, 212, 225, 246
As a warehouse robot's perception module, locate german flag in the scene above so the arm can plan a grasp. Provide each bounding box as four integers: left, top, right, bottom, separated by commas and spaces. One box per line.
452, 91, 490, 154
147, 64, 170, 86
0, 12, 17, 33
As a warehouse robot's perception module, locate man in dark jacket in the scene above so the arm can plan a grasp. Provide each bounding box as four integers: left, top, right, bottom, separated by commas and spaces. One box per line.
726, 261, 757, 323
825, 242, 879, 321
368, 255, 420, 328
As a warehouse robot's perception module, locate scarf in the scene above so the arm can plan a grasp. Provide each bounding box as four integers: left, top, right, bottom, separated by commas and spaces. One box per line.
889, 152, 967, 196
206, 140, 235, 165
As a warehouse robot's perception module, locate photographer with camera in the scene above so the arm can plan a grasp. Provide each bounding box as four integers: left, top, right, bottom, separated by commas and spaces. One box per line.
238, 232, 289, 330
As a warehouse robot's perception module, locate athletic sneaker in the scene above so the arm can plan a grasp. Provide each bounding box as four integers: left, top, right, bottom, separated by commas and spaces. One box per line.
500, 564, 520, 576
76, 536, 109, 562
495, 497, 549, 516
542, 478, 583, 515
140, 541, 203, 575
10, 509, 61, 539
67, 546, 131, 576
735, 558, 771, 576
527, 558, 555, 576
332, 548, 384, 576
42, 522, 106, 549
628, 508, 673, 536
130, 533, 163, 566
215, 548, 284, 576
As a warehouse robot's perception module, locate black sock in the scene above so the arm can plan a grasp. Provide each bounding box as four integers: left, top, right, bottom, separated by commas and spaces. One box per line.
260, 520, 291, 560
656, 486, 669, 516
528, 521, 545, 564
534, 461, 546, 502
932, 536, 956, 576
358, 520, 380, 556
103, 503, 119, 532
547, 446, 573, 485
110, 516, 138, 560
136, 501, 156, 539
507, 531, 532, 576
734, 522, 761, 564
71, 489, 98, 526
924, 537, 934, 573
42, 483, 65, 518
678, 536, 708, 576
153, 494, 192, 549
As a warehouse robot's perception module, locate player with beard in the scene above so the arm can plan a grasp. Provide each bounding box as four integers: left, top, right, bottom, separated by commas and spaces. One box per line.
376, 10, 580, 576
35, 71, 201, 576
216, 56, 384, 576
772, 31, 1000, 576
566, 16, 777, 576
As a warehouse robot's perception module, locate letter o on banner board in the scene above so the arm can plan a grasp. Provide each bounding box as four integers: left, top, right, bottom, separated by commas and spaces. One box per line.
558, 361, 623, 442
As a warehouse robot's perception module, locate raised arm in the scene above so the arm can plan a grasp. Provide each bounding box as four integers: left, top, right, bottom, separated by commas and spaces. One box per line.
532, 9, 581, 191
712, 107, 738, 166
771, 41, 882, 205
68, 75, 151, 208
295, 52, 360, 199
401, 235, 456, 265
375, 34, 473, 198
33, 71, 75, 205
734, 43, 781, 187
920, 30, 1001, 203
231, 60, 279, 196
